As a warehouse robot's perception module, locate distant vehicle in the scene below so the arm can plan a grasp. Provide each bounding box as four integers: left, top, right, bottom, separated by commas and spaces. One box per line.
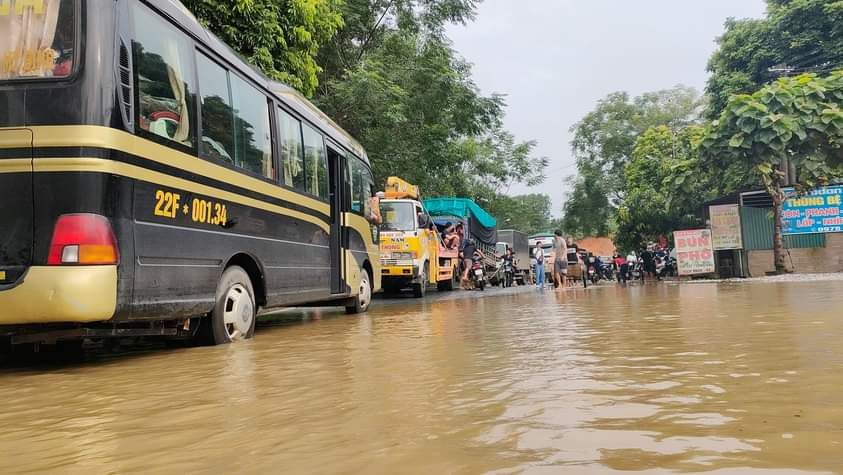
567, 247, 589, 288
496, 229, 530, 285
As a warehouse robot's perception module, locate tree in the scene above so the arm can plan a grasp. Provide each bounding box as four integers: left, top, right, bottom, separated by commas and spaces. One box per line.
702, 71, 843, 273
182, 0, 343, 96
316, 30, 546, 199
564, 86, 703, 235
706, 0, 843, 118
488, 194, 553, 235
317, 0, 479, 91
560, 162, 613, 238
615, 125, 714, 252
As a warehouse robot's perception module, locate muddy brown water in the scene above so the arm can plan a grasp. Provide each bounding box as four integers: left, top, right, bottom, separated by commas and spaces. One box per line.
1, 282, 843, 474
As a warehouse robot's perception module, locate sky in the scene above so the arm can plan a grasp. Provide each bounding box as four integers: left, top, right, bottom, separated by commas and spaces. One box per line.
448, 0, 767, 216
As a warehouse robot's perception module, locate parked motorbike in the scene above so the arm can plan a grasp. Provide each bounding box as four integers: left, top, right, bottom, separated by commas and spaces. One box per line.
630, 260, 644, 281
600, 261, 614, 281
655, 252, 677, 279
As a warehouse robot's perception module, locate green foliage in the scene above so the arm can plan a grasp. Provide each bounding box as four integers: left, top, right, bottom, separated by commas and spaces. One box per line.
706, 0, 843, 118
560, 161, 613, 239
702, 70, 843, 272
563, 86, 703, 238
182, 0, 343, 96
315, 5, 546, 206
317, 0, 478, 89
703, 71, 843, 192
615, 125, 714, 252
487, 194, 553, 235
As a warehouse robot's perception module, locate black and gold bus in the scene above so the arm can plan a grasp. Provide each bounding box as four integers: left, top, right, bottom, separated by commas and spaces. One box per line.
0, 0, 381, 346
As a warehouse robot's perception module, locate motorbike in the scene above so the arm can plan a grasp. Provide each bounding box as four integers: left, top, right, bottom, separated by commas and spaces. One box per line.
502, 259, 515, 288
655, 252, 677, 279
630, 260, 644, 281
471, 259, 486, 291
600, 261, 614, 281
586, 256, 599, 284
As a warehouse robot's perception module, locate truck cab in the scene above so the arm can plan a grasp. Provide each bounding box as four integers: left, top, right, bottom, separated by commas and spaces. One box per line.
379, 178, 459, 297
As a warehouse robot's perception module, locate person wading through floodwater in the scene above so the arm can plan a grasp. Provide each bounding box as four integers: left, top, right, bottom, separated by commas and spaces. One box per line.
552, 230, 567, 289
461, 238, 478, 289
534, 242, 546, 289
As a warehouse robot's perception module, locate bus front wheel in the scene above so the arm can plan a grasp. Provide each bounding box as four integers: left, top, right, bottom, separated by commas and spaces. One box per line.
346, 269, 373, 314
202, 266, 256, 345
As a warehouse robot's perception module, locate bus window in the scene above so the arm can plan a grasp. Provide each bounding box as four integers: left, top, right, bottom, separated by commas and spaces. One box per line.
302, 123, 328, 199
196, 52, 234, 164
133, 2, 196, 147
230, 74, 273, 178
278, 108, 305, 191
0, 0, 76, 80
350, 158, 375, 218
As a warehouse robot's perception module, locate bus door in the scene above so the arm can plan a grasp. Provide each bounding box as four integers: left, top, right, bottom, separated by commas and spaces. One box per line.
0, 129, 33, 288
327, 144, 345, 294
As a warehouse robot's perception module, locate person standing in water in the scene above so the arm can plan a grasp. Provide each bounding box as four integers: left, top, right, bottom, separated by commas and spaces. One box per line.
552, 230, 567, 289
534, 242, 546, 289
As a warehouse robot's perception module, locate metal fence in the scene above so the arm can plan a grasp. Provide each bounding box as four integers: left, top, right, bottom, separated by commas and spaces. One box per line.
740, 206, 826, 251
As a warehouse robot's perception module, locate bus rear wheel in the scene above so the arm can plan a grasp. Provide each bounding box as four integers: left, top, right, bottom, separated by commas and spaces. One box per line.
202, 266, 256, 345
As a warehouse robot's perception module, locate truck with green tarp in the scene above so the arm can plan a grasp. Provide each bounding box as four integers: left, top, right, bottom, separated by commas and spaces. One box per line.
423, 198, 498, 270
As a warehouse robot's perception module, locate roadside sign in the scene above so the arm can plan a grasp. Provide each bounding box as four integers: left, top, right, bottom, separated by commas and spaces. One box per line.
674, 229, 715, 276
710, 204, 743, 250
782, 185, 843, 235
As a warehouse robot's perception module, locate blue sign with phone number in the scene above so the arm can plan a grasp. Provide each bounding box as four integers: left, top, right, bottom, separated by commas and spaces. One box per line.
782, 185, 843, 235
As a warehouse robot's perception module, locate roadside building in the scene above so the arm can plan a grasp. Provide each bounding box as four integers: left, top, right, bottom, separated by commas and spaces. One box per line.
702, 189, 843, 277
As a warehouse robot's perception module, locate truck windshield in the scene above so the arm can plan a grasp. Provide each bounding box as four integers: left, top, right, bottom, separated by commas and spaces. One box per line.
0, 0, 77, 80
380, 202, 416, 232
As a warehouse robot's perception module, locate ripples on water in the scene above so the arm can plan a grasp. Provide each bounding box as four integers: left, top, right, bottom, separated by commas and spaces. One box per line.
1, 282, 842, 474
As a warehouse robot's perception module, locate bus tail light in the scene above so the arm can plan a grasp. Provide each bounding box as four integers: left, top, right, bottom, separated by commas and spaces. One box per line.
47, 214, 119, 266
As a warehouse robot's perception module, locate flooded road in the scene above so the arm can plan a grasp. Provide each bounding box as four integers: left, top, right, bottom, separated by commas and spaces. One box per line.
2, 281, 843, 474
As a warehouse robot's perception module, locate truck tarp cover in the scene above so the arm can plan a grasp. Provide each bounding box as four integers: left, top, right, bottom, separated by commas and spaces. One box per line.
424, 198, 498, 245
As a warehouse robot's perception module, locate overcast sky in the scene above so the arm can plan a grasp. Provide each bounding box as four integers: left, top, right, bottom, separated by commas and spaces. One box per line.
448, 0, 767, 216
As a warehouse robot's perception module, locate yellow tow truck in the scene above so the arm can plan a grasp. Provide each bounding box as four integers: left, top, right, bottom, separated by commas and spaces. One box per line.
379, 178, 460, 297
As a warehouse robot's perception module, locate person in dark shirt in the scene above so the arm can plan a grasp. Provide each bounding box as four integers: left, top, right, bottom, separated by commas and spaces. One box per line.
641, 246, 656, 281
461, 239, 478, 287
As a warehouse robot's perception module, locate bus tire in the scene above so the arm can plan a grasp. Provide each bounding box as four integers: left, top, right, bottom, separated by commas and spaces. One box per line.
203, 266, 256, 345
413, 263, 428, 298
346, 269, 373, 315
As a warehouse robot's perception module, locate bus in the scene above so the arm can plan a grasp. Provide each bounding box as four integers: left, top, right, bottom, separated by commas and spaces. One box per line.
0, 0, 381, 347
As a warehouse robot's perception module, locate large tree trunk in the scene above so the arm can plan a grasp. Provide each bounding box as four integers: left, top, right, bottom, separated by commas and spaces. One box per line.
770, 184, 788, 275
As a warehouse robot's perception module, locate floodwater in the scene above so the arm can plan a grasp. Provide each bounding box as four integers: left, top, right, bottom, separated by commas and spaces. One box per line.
2, 281, 843, 474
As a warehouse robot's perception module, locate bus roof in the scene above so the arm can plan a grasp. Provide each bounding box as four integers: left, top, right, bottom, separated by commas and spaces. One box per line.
148, 0, 369, 164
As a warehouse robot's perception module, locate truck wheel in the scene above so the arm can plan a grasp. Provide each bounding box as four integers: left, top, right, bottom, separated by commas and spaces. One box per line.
346, 269, 373, 314
413, 263, 428, 298
201, 266, 256, 345
438, 266, 459, 291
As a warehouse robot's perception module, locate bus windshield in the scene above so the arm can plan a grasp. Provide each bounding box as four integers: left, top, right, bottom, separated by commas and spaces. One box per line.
380, 202, 416, 232
0, 0, 76, 80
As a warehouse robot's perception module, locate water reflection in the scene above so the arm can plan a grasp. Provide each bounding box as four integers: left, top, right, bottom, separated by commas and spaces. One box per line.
1, 282, 842, 473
